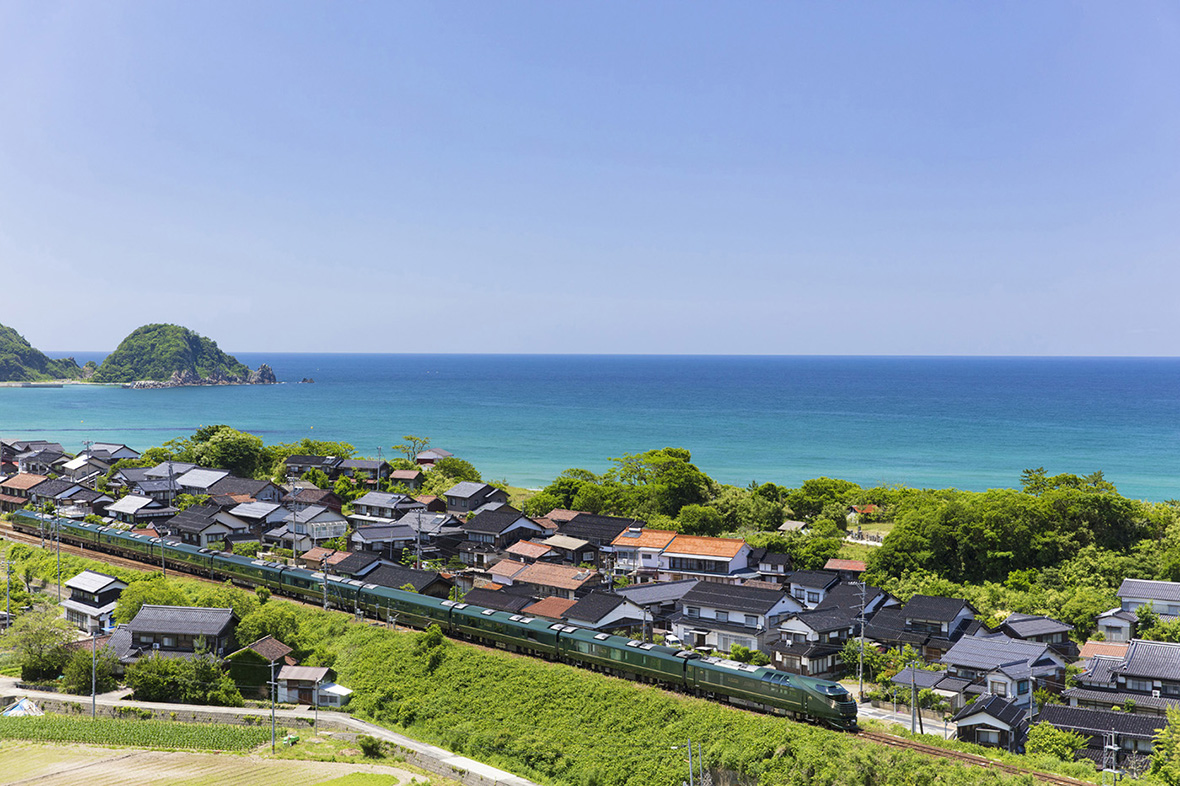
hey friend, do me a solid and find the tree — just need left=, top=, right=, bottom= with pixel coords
left=521, top=491, right=562, bottom=518
left=729, top=644, right=770, bottom=666
left=113, top=578, right=190, bottom=624
left=0, top=606, right=74, bottom=681
left=1152, top=706, right=1180, bottom=784
left=678, top=504, right=724, bottom=536
left=62, top=644, right=120, bottom=695
left=126, top=650, right=242, bottom=706
left=392, top=435, right=431, bottom=463
left=236, top=603, right=300, bottom=647
left=302, top=468, right=332, bottom=489
left=432, top=457, right=480, bottom=483
left=1026, top=721, right=1087, bottom=761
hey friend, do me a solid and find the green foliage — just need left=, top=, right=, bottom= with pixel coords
left=785, top=477, right=861, bottom=520
left=169, top=426, right=269, bottom=479
left=0, top=606, right=74, bottom=681
left=302, top=468, right=333, bottom=489
left=126, top=651, right=243, bottom=706
left=1153, top=706, right=1180, bottom=784
left=676, top=504, right=724, bottom=536
left=520, top=491, right=562, bottom=518
left=357, top=733, right=385, bottom=758
left=113, top=577, right=190, bottom=624
left=0, top=322, right=82, bottom=381
left=728, top=644, right=770, bottom=666
left=61, top=644, right=120, bottom=695
left=1026, top=722, right=1087, bottom=761
left=237, top=603, right=301, bottom=646
left=91, top=323, right=251, bottom=383
left=392, top=435, right=431, bottom=463
left=0, top=714, right=269, bottom=749
left=173, top=493, right=210, bottom=511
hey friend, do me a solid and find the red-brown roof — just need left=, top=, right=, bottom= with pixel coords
left=506, top=540, right=553, bottom=560
left=824, top=559, right=867, bottom=572
left=611, top=528, right=677, bottom=550
left=523, top=596, right=578, bottom=619
left=391, top=469, right=422, bottom=480
left=515, top=562, right=600, bottom=591
left=1079, top=641, right=1130, bottom=660
left=244, top=635, right=294, bottom=663
left=544, top=509, right=583, bottom=524
left=0, top=473, right=48, bottom=491
left=490, top=559, right=528, bottom=580
left=664, top=534, right=745, bottom=559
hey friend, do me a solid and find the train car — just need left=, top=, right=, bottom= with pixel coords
left=161, top=541, right=215, bottom=577
left=558, top=628, right=694, bottom=684
left=450, top=604, right=560, bottom=656
left=687, top=658, right=857, bottom=730
left=216, top=554, right=287, bottom=591
left=360, top=585, right=454, bottom=629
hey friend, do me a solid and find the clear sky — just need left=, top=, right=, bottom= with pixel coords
left=2, top=2, right=1178, bottom=355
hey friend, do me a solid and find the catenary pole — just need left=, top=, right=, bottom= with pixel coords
left=91, top=630, right=97, bottom=718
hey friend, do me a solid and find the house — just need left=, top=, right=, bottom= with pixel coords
left=1078, top=641, right=1129, bottom=663
left=657, top=535, right=755, bottom=585
left=284, top=487, right=345, bottom=513
left=786, top=570, right=841, bottom=608
left=671, top=582, right=802, bottom=652
left=523, top=596, right=579, bottom=620
left=940, top=635, right=1067, bottom=708
left=228, top=501, right=287, bottom=534
left=489, top=559, right=529, bottom=585
left=1037, top=704, right=1162, bottom=771
left=863, top=595, right=977, bottom=661
left=125, top=605, right=238, bottom=660
left=539, top=533, right=598, bottom=566
left=340, top=459, right=390, bottom=484
left=561, top=513, right=644, bottom=550
left=413, top=495, right=448, bottom=513
left=351, top=524, right=415, bottom=559
left=505, top=540, right=557, bottom=564
left=62, top=570, right=127, bottom=633
left=464, top=586, right=536, bottom=613
left=953, top=694, right=1027, bottom=752
left=207, top=476, right=284, bottom=504
left=415, top=448, right=453, bottom=467
left=105, top=494, right=177, bottom=525
left=143, top=461, right=197, bottom=480
left=461, top=507, right=545, bottom=550
left=298, top=546, right=349, bottom=571
left=1065, top=639, right=1180, bottom=717
left=57, top=487, right=114, bottom=518
left=329, top=551, right=383, bottom=579
left=284, top=455, right=343, bottom=480
left=389, top=469, right=423, bottom=490
left=175, top=467, right=231, bottom=496
left=611, top=528, right=677, bottom=581
left=616, top=580, right=700, bottom=633
left=268, top=505, right=348, bottom=552
left=349, top=491, right=422, bottom=524
left=276, top=665, right=352, bottom=707
left=773, top=608, right=857, bottom=678
left=27, top=478, right=85, bottom=509
left=506, top=561, right=605, bottom=600
left=108, top=466, right=153, bottom=492
left=364, top=564, right=454, bottom=598
left=167, top=505, right=249, bottom=548
left=16, top=443, right=71, bottom=476
left=131, top=477, right=181, bottom=504
left=753, top=551, right=793, bottom=585
left=86, top=442, right=141, bottom=463
left=891, top=666, right=977, bottom=714
left=444, top=481, right=508, bottom=515
left=814, top=581, right=900, bottom=619
left=0, top=473, right=49, bottom=512
left=998, top=613, right=1077, bottom=659
left=1097, top=578, right=1180, bottom=642
left=226, top=636, right=297, bottom=698
left=823, top=558, right=867, bottom=581
left=562, top=592, right=645, bottom=631
left=61, top=453, right=112, bottom=485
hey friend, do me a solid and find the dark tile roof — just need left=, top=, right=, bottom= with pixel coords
left=113, top=467, right=153, bottom=485
left=1001, top=613, right=1074, bottom=638
left=1116, top=639, right=1180, bottom=682
left=463, top=587, right=535, bottom=613
left=1119, top=578, right=1180, bottom=604
left=680, top=582, right=790, bottom=615
left=902, top=594, right=973, bottom=623
left=816, top=582, right=889, bottom=613
left=562, top=513, right=644, bottom=545
left=942, top=635, right=1050, bottom=673
left=32, top=478, right=79, bottom=498
left=464, top=507, right=532, bottom=535
left=1062, top=687, right=1180, bottom=712
left=787, top=607, right=858, bottom=633
left=285, top=455, right=340, bottom=467
left=236, top=635, right=293, bottom=663
left=208, top=477, right=276, bottom=497
left=891, top=666, right=947, bottom=690
left=863, top=607, right=934, bottom=647
left=364, top=564, right=451, bottom=593
left=134, top=479, right=181, bottom=494
left=342, top=459, right=387, bottom=470
left=616, top=580, right=700, bottom=606
left=1037, top=704, right=1164, bottom=739
left=1080, top=656, right=1121, bottom=687
left=127, top=605, right=236, bottom=637
left=564, top=592, right=629, bottom=624
left=167, top=505, right=224, bottom=534
left=758, top=552, right=792, bottom=567
left=331, top=551, right=381, bottom=575
left=788, top=570, right=840, bottom=590
left=953, top=693, right=1026, bottom=727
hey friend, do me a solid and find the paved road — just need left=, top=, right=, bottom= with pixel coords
left=856, top=700, right=957, bottom=739
left=0, top=676, right=540, bottom=786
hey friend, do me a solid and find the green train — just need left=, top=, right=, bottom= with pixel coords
left=13, top=510, right=857, bottom=730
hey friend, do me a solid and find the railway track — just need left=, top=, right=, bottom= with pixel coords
left=857, top=730, right=1094, bottom=785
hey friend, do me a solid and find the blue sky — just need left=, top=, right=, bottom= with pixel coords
left=2, top=2, right=1178, bottom=355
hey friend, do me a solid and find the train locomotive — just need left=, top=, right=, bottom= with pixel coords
left=11, top=510, right=858, bottom=730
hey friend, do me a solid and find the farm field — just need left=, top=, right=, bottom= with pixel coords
left=0, top=741, right=424, bottom=786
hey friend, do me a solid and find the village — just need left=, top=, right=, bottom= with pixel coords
left=1, top=437, right=1177, bottom=779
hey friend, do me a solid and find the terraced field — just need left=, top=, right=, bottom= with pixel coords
left=0, top=742, right=419, bottom=786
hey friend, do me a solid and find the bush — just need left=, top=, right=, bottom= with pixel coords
left=61, top=645, right=120, bottom=695
left=357, top=734, right=384, bottom=758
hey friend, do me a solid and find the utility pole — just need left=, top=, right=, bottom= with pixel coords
left=270, top=660, right=277, bottom=754
left=910, top=669, right=917, bottom=734
left=91, top=629, right=97, bottom=719
left=4, top=557, right=11, bottom=632
left=314, top=676, right=320, bottom=730
left=56, top=515, right=62, bottom=602
left=858, top=578, right=867, bottom=701
left=321, top=555, right=329, bottom=611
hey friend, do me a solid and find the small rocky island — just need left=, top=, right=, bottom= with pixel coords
left=90, top=324, right=279, bottom=388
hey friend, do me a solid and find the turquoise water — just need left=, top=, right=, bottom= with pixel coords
left=3, top=354, right=1179, bottom=500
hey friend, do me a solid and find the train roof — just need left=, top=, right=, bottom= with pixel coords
left=560, top=627, right=693, bottom=658
left=451, top=602, right=559, bottom=634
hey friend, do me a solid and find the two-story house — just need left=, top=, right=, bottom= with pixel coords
left=62, top=570, right=128, bottom=633
left=105, top=494, right=177, bottom=526
left=772, top=607, right=856, bottom=678
left=657, top=535, right=756, bottom=585
left=0, top=473, right=49, bottom=513
left=175, top=467, right=231, bottom=496
left=444, top=481, right=509, bottom=515
left=339, top=459, right=390, bottom=484
left=167, top=505, right=250, bottom=548
left=1097, top=579, right=1180, bottom=643
left=940, top=635, right=1066, bottom=709
left=539, top=533, right=598, bottom=566
left=611, top=528, right=677, bottom=581
left=284, top=455, right=343, bottom=481
left=1065, top=639, right=1180, bottom=718
left=863, top=594, right=978, bottom=660
left=349, top=491, right=421, bottom=524
left=461, top=508, right=545, bottom=551
left=671, top=582, right=802, bottom=653
left=268, top=505, right=348, bottom=552
left=998, top=613, right=1078, bottom=659
left=786, top=570, right=841, bottom=608
left=207, top=476, right=285, bottom=504
left=492, top=560, right=606, bottom=600
left=125, top=605, right=238, bottom=660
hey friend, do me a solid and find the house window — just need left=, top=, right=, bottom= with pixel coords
left=989, top=681, right=1008, bottom=697
left=716, top=611, right=729, bottom=623
left=792, top=588, right=805, bottom=600
left=686, top=607, right=699, bottom=618
left=1017, top=680, right=1030, bottom=695
left=807, top=591, right=820, bottom=604
left=978, top=730, right=1000, bottom=745
left=162, top=636, right=175, bottom=648
left=745, top=614, right=758, bottom=627
left=1127, top=679, right=1153, bottom=693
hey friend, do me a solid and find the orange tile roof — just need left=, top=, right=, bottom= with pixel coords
left=507, top=540, right=553, bottom=560
left=516, top=562, right=600, bottom=591
left=544, top=509, right=583, bottom=524
left=824, top=559, right=867, bottom=572
left=611, top=528, right=677, bottom=549
left=0, top=473, right=48, bottom=491
left=490, top=559, right=528, bottom=580
left=664, top=534, right=745, bottom=559
left=524, top=596, right=578, bottom=619
left=301, top=546, right=336, bottom=562
left=1079, top=641, right=1129, bottom=660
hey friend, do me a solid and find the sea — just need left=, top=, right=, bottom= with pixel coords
left=2, top=354, right=1179, bottom=501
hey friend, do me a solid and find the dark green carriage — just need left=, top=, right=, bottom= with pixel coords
left=557, top=628, right=693, bottom=685
left=358, top=586, right=454, bottom=630
left=449, top=604, right=560, bottom=655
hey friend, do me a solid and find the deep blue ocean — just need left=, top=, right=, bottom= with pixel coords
left=3, top=354, right=1178, bottom=501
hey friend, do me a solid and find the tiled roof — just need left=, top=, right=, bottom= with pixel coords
left=564, top=592, right=630, bottom=624
left=903, top=594, right=973, bottom=623
left=64, top=570, right=126, bottom=594
left=758, top=552, right=792, bottom=567
left=1081, top=655, right=1121, bottom=687
left=1079, top=641, right=1129, bottom=661
left=863, top=607, right=935, bottom=647
left=365, top=564, right=449, bottom=593
left=1038, top=704, right=1164, bottom=739
left=1116, top=639, right=1180, bottom=682
left=490, top=560, right=528, bottom=580
left=1119, top=578, right=1180, bottom=604
left=1001, top=613, right=1074, bottom=638
left=680, top=582, right=790, bottom=615
left=300, top=546, right=338, bottom=563
left=208, top=477, right=275, bottom=497
left=562, top=513, right=644, bottom=544
left=241, top=635, right=293, bottom=663
left=541, top=534, right=592, bottom=551
left=352, top=491, right=410, bottom=508
left=0, top=473, right=48, bottom=491
left=167, top=505, right=224, bottom=534
left=464, top=508, right=533, bottom=535
left=278, top=665, right=331, bottom=682
left=506, top=541, right=554, bottom=560
left=445, top=481, right=494, bottom=499
left=390, top=469, right=422, bottom=480
left=823, top=559, right=867, bottom=572
left=664, top=534, right=745, bottom=559
left=523, top=596, right=579, bottom=619
left=128, top=605, right=235, bottom=637
left=1062, top=686, right=1180, bottom=712
left=464, top=588, right=534, bottom=613
left=942, top=635, right=1050, bottom=673
left=332, top=551, right=381, bottom=575
left=176, top=468, right=231, bottom=489
left=953, top=693, right=1026, bottom=727
left=610, top=528, right=677, bottom=550
left=231, top=501, right=282, bottom=520
left=786, top=607, right=857, bottom=633
left=516, top=562, right=600, bottom=591
left=544, top=509, right=583, bottom=524
left=788, top=570, right=840, bottom=590
left=616, top=580, right=700, bottom=606
left=816, top=581, right=890, bottom=613
left=891, top=666, right=947, bottom=690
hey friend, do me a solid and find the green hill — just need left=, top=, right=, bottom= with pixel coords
left=0, top=324, right=82, bottom=382
left=92, top=324, right=254, bottom=384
